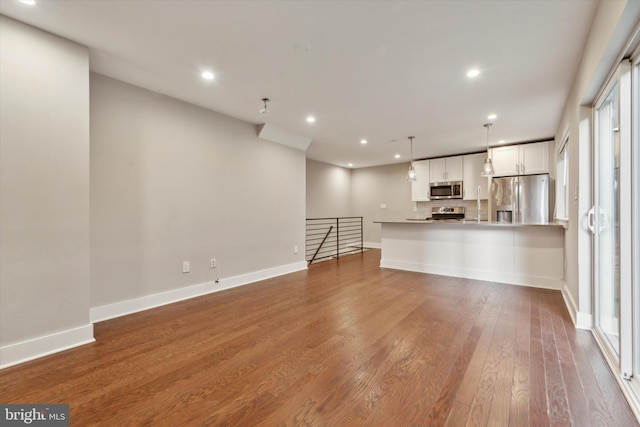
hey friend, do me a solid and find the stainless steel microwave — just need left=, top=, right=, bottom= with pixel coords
left=430, top=181, right=463, bottom=199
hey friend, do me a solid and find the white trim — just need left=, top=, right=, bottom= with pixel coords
left=632, top=45, right=640, bottom=402
left=363, top=241, right=381, bottom=249
left=558, top=126, right=570, bottom=154
left=379, top=259, right=562, bottom=290
left=561, top=283, right=578, bottom=325
left=90, top=261, right=308, bottom=323
left=619, top=59, right=634, bottom=381
left=0, top=324, right=95, bottom=369
left=576, top=312, right=593, bottom=330
left=561, top=282, right=592, bottom=329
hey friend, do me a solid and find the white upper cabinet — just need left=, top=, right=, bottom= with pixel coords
left=462, top=153, right=489, bottom=200
left=429, top=156, right=462, bottom=182
left=411, top=160, right=430, bottom=202
left=490, top=145, right=520, bottom=176
left=519, top=142, right=549, bottom=175
left=490, top=141, right=549, bottom=176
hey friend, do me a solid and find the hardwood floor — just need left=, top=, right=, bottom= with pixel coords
left=1, top=249, right=637, bottom=426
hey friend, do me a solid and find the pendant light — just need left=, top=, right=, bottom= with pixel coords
left=406, top=136, right=416, bottom=181
left=480, top=123, right=495, bottom=177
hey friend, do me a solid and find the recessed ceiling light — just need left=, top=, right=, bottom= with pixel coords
left=488, top=113, right=497, bottom=120
left=467, top=68, right=480, bottom=78
left=306, top=116, right=316, bottom=123
left=360, top=139, right=367, bottom=145
left=498, top=139, right=506, bottom=144
left=348, top=163, right=353, bottom=167
left=19, top=0, right=36, bottom=5
left=201, top=71, right=215, bottom=80
left=394, top=154, right=400, bottom=159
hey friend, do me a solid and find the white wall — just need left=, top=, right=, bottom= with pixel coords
left=554, top=0, right=639, bottom=327
left=306, top=159, right=351, bottom=218
left=351, top=163, right=414, bottom=246
left=90, top=74, right=306, bottom=308
left=0, top=17, right=93, bottom=367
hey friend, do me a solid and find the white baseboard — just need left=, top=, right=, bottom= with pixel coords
left=575, top=312, right=593, bottom=330
left=0, top=324, right=95, bottom=370
left=90, top=261, right=308, bottom=323
left=363, top=241, right=381, bottom=249
left=560, top=283, right=592, bottom=330
left=561, top=283, right=578, bottom=326
left=380, top=259, right=562, bottom=290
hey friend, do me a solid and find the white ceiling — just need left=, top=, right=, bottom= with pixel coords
left=0, top=0, right=598, bottom=168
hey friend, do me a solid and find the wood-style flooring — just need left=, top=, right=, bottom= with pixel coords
left=1, top=249, right=637, bottom=426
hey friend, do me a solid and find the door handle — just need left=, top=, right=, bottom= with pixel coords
left=587, top=207, right=595, bottom=234
left=598, top=209, right=608, bottom=231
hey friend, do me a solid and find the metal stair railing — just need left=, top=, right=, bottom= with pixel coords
left=305, top=217, right=364, bottom=264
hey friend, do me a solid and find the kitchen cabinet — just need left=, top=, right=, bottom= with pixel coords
left=490, top=141, right=549, bottom=176
left=462, top=153, right=490, bottom=200
left=411, top=160, right=430, bottom=201
left=490, top=145, right=519, bottom=176
left=519, top=142, right=549, bottom=175
left=429, top=155, right=462, bottom=183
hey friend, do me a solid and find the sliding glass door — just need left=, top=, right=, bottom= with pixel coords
left=593, top=78, right=621, bottom=356
left=592, top=60, right=632, bottom=376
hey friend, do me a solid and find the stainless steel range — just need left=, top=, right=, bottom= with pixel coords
left=429, top=206, right=465, bottom=221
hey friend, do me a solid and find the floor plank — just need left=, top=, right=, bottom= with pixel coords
left=0, top=249, right=637, bottom=426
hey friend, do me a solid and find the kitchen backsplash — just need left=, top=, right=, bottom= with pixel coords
left=413, top=199, right=489, bottom=221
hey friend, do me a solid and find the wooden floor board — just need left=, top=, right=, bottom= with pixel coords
left=509, top=289, right=530, bottom=427
left=1, top=249, right=637, bottom=426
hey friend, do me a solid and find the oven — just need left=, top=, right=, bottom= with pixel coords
left=430, top=206, right=465, bottom=221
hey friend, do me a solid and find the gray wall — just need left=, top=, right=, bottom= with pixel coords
left=0, top=17, right=91, bottom=351
left=0, top=17, right=306, bottom=366
left=90, top=74, right=306, bottom=306
left=554, top=0, right=638, bottom=325
left=351, top=163, right=414, bottom=245
left=306, top=159, right=351, bottom=218
left=305, top=160, right=414, bottom=246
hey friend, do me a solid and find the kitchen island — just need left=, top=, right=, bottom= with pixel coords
left=375, top=220, right=564, bottom=289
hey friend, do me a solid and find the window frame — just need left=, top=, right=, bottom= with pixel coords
left=555, top=131, right=570, bottom=223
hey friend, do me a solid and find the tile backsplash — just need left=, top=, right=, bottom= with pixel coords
left=412, top=199, right=489, bottom=221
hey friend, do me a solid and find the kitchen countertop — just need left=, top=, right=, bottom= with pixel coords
left=374, top=219, right=564, bottom=227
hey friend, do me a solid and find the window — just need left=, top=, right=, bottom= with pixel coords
left=555, top=135, right=569, bottom=221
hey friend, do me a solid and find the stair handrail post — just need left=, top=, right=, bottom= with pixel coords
left=335, top=218, right=339, bottom=259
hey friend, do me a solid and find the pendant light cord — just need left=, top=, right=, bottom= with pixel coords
left=484, top=123, right=492, bottom=150
left=409, top=136, right=414, bottom=162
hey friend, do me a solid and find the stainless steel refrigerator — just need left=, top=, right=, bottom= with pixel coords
left=490, top=174, right=551, bottom=224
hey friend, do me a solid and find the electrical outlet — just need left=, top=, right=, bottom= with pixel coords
left=294, top=245, right=298, bottom=254
left=182, top=261, right=190, bottom=273
left=210, top=258, right=217, bottom=268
